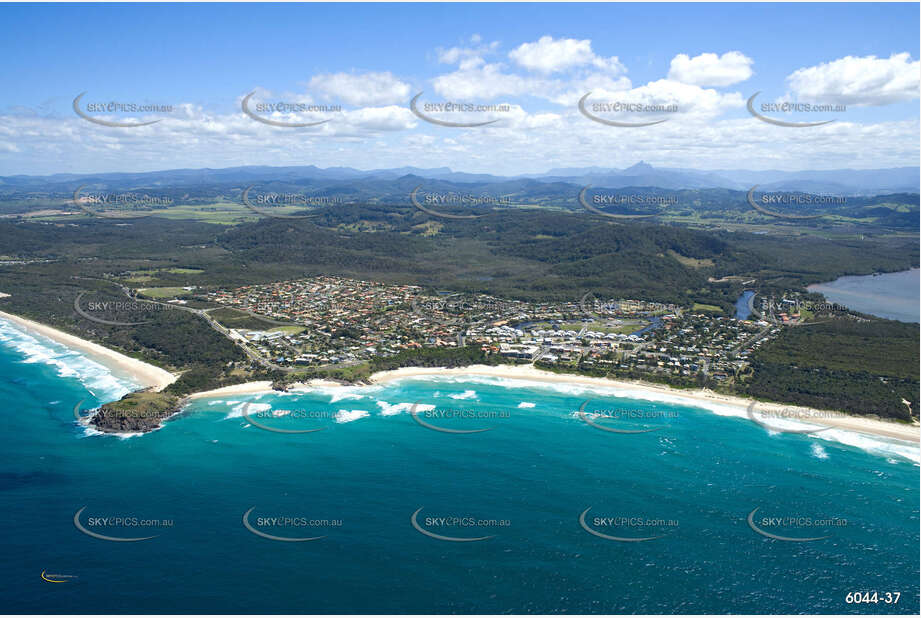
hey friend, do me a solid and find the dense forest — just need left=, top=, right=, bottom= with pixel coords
left=743, top=319, right=919, bottom=421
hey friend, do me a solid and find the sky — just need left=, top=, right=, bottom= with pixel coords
left=0, top=2, right=919, bottom=176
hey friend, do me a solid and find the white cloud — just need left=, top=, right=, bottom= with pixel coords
left=0, top=106, right=917, bottom=176
left=436, top=36, right=499, bottom=71
left=432, top=63, right=545, bottom=100
left=551, top=73, right=632, bottom=106
left=584, top=79, right=744, bottom=120
left=308, top=72, right=411, bottom=106
left=340, top=105, right=416, bottom=131
left=509, top=36, right=625, bottom=74
left=668, top=51, right=754, bottom=87
left=1, top=47, right=918, bottom=176
left=786, top=53, right=920, bottom=106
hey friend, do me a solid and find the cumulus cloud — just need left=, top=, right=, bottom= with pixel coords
left=308, top=72, right=411, bottom=106
left=436, top=35, right=500, bottom=71
left=0, top=102, right=917, bottom=176
left=1, top=43, right=918, bottom=176
left=432, top=63, right=546, bottom=100
left=551, top=73, right=632, bottom=106
left=668, top=51, right=754, bottom=87
left=509, top=36, right=625, bottom=74
left=583, top=79, right=744, bottom=121
left=786, top=53, right=920, bottom=106
left=340, top=105, right=416, bottom=131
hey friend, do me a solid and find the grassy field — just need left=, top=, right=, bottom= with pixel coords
left=137, top=287, right=190, bottom=298
left=145, top=202, right=325, bottom=225
left=29, top=201, right=312, bottom=225
left=691, top=303, right=723, bottom=314
left=270, top=325, right=306, bottom=335
left=207, top=306, right=293, bottom=331
left=125, top=268, right=205, bottom=284
left=125, top=274, right=157, bottom=283
left=666, top=250, right=715, bottom=268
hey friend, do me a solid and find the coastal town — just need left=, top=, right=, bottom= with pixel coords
left=195, top=275, right=790, bottom=384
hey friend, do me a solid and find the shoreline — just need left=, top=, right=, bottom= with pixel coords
left=185, top=378, right=349, bottom=400
left=0, top=309, right=916, bottom=446
left=367, top=365, right=920, bottom=443
left=186, top=364, right=919, bottom=444
left=0, top=309, right=177, bottom=392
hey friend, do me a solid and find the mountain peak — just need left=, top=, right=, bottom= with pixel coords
left=624, top=161, right=655, bottom=173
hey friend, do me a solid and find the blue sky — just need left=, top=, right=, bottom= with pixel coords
left=1, top=2, right=918, bottom=175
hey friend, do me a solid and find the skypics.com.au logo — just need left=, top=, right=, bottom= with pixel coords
left=242, top=506, right=341, bottom=542
left=73, top=92, right=174, bottom=128
left=409, top=402, right=511, bottom=434
left=241, top=91, right=342, bottom=128
left=72, top=185, right=172, bottom=219
left=747, top=506, right=845, bottom=542
left=578, top=400, right=677, bottom=434
left=242, top=185, right=342, bottom=219
left=747, top=92, right=845, bottom=127
left=579, top=186, right=676, bottom=219
left=410, top=186, right=511, bottom=219
left=578, top=92, right=677, bottom=127
left=410, top=92, right=510, bottom=128
left=746, top=186, right=845, bottom=220
left=579, top=507, right=678, bottom=542
left=74, top=291, right=176, bottom=326
left=73, top=506, right=172, bottom=542
left=239, top=402, right=332, bottom=435
left=745, top=402, right=841, bottom=435
left=410, top=507, right=509, bottom=542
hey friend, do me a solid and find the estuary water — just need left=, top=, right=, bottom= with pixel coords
left=808, top=268, right=920, bottom=323
left=0, top=316, right=918, bottom=614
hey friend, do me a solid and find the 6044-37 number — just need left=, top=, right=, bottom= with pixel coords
left=845, top=592, right=900, bottom=604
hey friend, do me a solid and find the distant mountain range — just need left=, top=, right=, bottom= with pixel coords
left=1, top=161, right=918, bottom=196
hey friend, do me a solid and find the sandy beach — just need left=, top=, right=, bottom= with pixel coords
left=186, top=378, right=345, bottom=400
left=0, top=309, right=177, bottom=392
left=367, top=365, right=920, bottom=443
left=0, top=307, right=915, bottom=445
left=181, top=363, right=919, bottom=443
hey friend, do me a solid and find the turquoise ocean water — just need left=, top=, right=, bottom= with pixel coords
left=1, top=317, right=918, bottom=614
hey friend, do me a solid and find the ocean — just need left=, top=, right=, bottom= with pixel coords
left=0, top=317, right=918, bottom=614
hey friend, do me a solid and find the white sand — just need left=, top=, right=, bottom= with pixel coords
left=366, top=364, right=920, bottom=443
left=0, top=310, right=176, bottom=392
left=180, top=363, right=918, bottom=443
left=186, top=378, right=345, bottom=400
left=5, top=308, right=913, bottom=446
left=186, top=381, right=275, bottom=399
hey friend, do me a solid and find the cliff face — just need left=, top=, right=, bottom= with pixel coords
left=89, top=392, right=181, bottom=434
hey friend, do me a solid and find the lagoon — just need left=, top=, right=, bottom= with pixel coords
left=808, top=268, right=919, bottom=323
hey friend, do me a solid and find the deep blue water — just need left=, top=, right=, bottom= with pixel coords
left=808, top=268, right=920, bottom=323
left=735, top=290, right=755, bottom=320
left=1, top=317, right=919, bottom=614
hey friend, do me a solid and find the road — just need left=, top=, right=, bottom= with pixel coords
left=73, top=277, right=295, bottom=372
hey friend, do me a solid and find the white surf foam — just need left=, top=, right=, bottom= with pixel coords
left=0, top=318, right=139, bottom=401
left=386, top=373, right=920, bottom=463
left=335, top=409, right=370, bottom=423
left=329, top=392, right=366, bottom=403
left=225, top=401, right=270, bottom=419
left=375, top=401, right=434, bottom=416
left=810, top=443, right=829, bottom=460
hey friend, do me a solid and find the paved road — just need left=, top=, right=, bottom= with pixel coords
left=74, top=277, right=294, bottom=372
